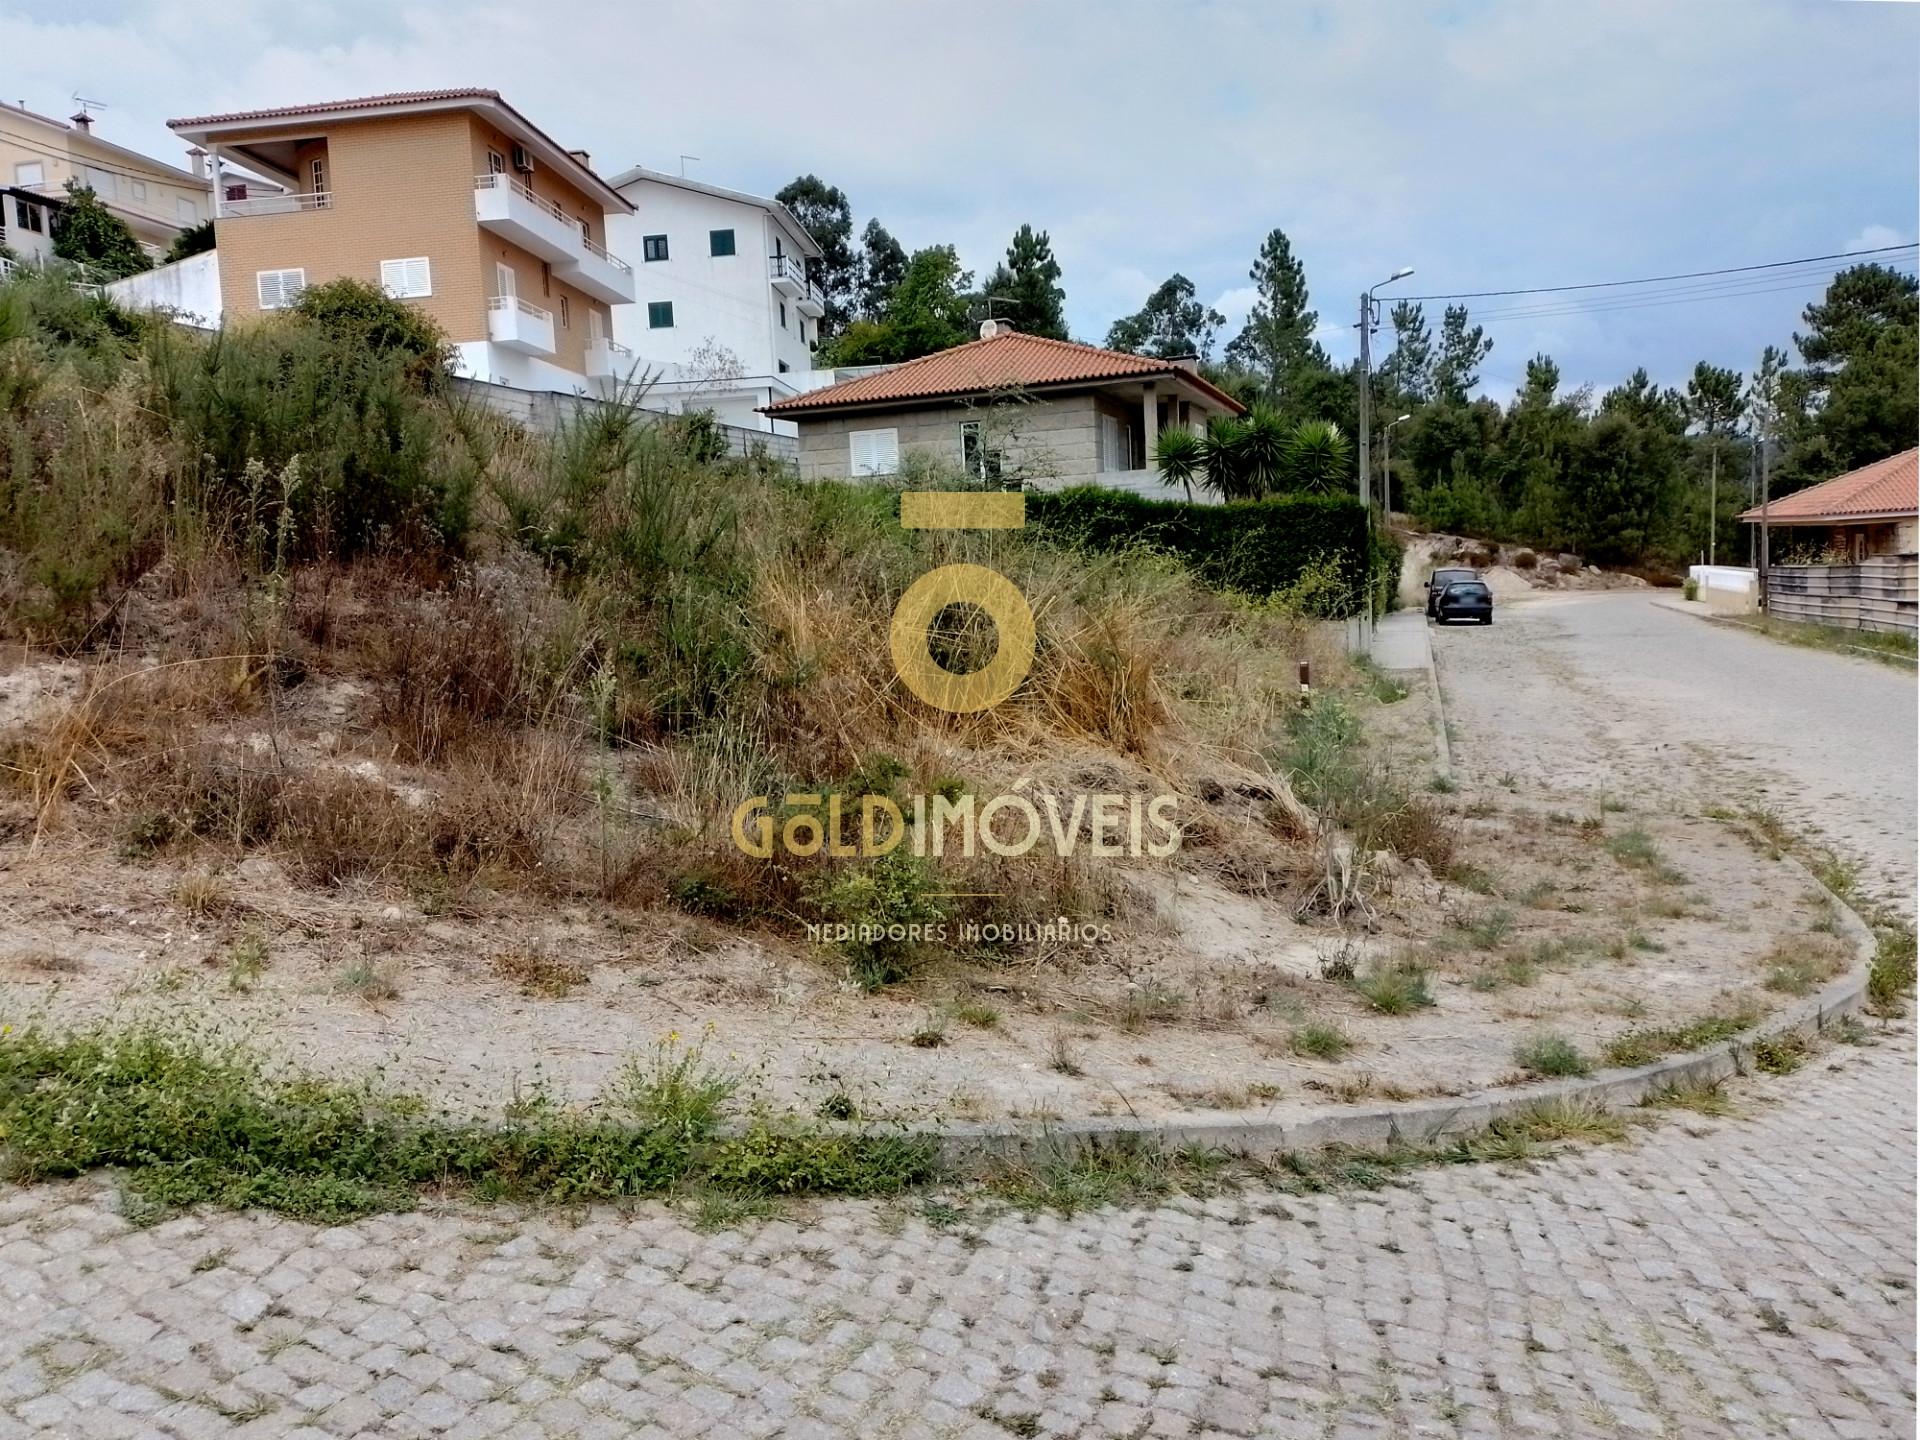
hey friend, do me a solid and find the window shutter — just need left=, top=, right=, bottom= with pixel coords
left=850, top=429, right=899, bottom=477
left=380, top=257, right=431, bottom=298
left=256, top=268, right=307, bottom=310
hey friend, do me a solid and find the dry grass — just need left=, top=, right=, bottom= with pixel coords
left=491, top=947, right=589, bottom=998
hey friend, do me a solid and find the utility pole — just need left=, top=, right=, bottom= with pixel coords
left=1758, top=423, right=1771, bottom=611
left=1357, top=268, right=1413, bottom=637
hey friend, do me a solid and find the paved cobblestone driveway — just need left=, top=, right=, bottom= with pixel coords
left=1, top=1023, right=1912, bottom=1440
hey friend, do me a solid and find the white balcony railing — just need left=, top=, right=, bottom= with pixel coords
left=221, top=191, right=332, bottom=217
left=487, top=294, right=556, bottom=356
left=585, top=337, right=634, bottom=380
left=474, top=173, right=634, bottom=303
left=768, top=253, right=806, bottom=296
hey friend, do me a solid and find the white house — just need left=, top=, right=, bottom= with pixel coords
left=605, top=167, right=832, bottom=434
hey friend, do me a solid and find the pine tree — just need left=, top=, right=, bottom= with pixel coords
left=1224, top=228, right=1322, bottom=399
left=983, top=224, right=1066, bottom=339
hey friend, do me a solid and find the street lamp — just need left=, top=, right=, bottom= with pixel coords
left=1382, top=413, right=1412, bottom=516
left=1358, top=267, right=1413, bottom=633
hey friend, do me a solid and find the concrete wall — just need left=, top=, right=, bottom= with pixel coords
left=1688, top=564, right=1759, bottom=616
left=795, top=393, right=1102, bottom=484
left=449, top=376, right=797, bottom=464
left=104, top=250, right=222, bottom=327
left=607, top=178, right=817, bottom=383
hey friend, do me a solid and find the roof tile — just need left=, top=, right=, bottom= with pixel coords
left=167, top=89, right=501, bottom=129
left=1738, top=447, right=1917, bottom=522
left=764, top=332, right=1245, bottom=415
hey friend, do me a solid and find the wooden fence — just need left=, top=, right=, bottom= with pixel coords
left=1765, top=554, right=1918, bottom=634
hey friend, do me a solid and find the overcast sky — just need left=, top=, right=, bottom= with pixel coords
left=6, top=0, right=1915, bottom=398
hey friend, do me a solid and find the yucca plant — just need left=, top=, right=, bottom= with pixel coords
left=1279, top=419, right=1353, bottom=495
left=1153, top=427, right=1204, bottom=502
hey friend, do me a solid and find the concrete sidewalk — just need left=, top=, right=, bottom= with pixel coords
left=1369, top=609, right=1433, bottom=671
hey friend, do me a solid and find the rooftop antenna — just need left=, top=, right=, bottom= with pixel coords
left=71, top=92, right=109, bottom=117
left=678, top=154, right=700, bottom=177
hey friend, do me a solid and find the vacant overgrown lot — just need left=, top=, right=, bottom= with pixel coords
left=0, top=274, right=1862, bottom=1171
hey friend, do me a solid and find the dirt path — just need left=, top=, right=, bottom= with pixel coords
left=1433, top=592, right=1918, bottom=902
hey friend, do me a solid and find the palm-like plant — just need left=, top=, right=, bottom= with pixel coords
left=1198, top=414, right=1251, bottom=500
left=1154, top=427, right=1204, bottom=502
left=1279, top=419, right=1353, bottom=495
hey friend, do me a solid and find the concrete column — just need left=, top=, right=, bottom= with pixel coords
left=1141, top=381, right=1158, bottom=471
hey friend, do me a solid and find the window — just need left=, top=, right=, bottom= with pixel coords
left=777, top=360, right=791, bottom=373
left=643, top=234, right=669, bottom=262
left=131, top=180, right=147, bottom=201
left=487, top=150, right=505, bottom=175
left=580, top=218, right=592, bottom=247
left=849, top=428, right=900, bottom=477
left=709, top=228, right=735, bottom=257
left=14, top=198, right=42, bottom=233
left=177, top=197, right=198, bottom=223
left=559, top=295, right=570, bottom=328
left=496, top=262, right=517, bottom=299
left=540, top=261, right=551, bottom=297
left=588, top=308, right=604, bottom=343
left=85, top=165, right=114, bottom=195
left=310, top=157, right=327, bottom=196
left=779, top=302, right=787, bottom=329
left=647, top=301, right=674, bottom=329
left=960, top=422, right=1006, bottom=485
left=256, top=268, right=307, bottom=310
left=379, top=257, right=432, bottom=299
left=15, top=161, right=44, bottom=187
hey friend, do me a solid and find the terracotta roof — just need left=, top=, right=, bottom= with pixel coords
left=167, top=90, right=629, bottom=213
left=167, top=89, right=500, bottom=128
left=1738, top=447, right=1918, bottom=522
left=763, top=332, right=1246, bottom=415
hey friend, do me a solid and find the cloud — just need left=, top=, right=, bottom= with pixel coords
left=2, top=0, right=1913, bottom=395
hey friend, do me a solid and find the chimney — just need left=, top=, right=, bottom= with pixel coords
left=69, top=109, right=92, bottom=133
left=1166, top=353, right=1201, bottom=374
left=567, top=148, right=591, bottom=168
left=979, top=318, right=1015, bottom=340
left=186, top=146, right=206, bottom=177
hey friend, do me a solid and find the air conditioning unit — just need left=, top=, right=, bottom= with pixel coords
left=510, top=144, right=535, bottom=174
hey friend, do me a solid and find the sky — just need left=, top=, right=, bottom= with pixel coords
left=4, top=0, right=1916, bottom=399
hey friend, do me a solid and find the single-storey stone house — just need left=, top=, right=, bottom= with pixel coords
left=762, top=321, right=1245, bottom=494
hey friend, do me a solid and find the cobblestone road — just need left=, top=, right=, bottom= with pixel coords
left=1, top=1022, right=1913, bottom=1439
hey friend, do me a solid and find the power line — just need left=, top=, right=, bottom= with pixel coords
left=1397, top=244, right=1918, bottom=303
left=1463, top=259, right=1918, bottom=325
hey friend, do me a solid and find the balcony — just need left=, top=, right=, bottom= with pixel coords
left=221, top=191, right=332, bottom=217
left=768, top=253, right=806, bottom=297
left=487, top=295, right=555, bottom=356
left=570, top=235, right=636, bottom=305
left=474, top=174, right=634, bottom=304
left=585, top=337, right=634, bottom=382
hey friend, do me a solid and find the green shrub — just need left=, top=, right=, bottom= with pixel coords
left=1289, top=1020, right=1352, bottom=1059
left=1682, top=577, right=1699, bottom=602
left=1513, top=1032, right=1590, bottom=1077
left=805, top=850, right=948, bottom=989
left=1349, top=958, right=1434, bottom=1015
left=1025, top=487, right=1373, bottom=614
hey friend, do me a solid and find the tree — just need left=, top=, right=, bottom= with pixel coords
left=1224, top=228, right=1324, bottom=401
left=1278, top=419, right=1352, bottom=495
left=981, top=224, right=1066, bottom=339
left=1599, top=367, right=1686, bottom=434
left=856, top=219, right=907, bottom=322
left=1431, top=304, right=1491, bottom=404
left=1521, top=353, right=1560, bottom=405
left=51, top=183, right=151, bottom=278
left=1106, top=273, right=1226, bottom=359
left=1682, top=361, right=1744, bottom=563
left=775, top=175, right=856, bottom=334
left=1561, top=412, right=1682, bottom=564
left=164, top=219, right=215, bottom=265
left=1782, top=263, right=1919, bottom=480
left=821, top=245, right=974, bottom=364
left=1378, top=301, right=1434, bottom=404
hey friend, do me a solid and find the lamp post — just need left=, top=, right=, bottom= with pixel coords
left=1358, top=267, right=1413, bottom=634
left=1383, top=413, right=1411, bottom=517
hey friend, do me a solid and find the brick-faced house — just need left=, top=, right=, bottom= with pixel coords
left=762, top=322, right=1245, bottom=492
left=168, top=90, right=636, bottom=395
left=1739, top=447, right=1918, bottom=633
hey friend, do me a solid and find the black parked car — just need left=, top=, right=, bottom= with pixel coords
left=1425, top=567, right=1479, bottom=618
left=1434, top=579, right=1494, bottom=625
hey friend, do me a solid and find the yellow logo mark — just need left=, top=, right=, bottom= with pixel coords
left=891, top=491, right=1036, bottom=713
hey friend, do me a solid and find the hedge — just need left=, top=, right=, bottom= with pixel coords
left=1024, top=487, right=1399, bottom=617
